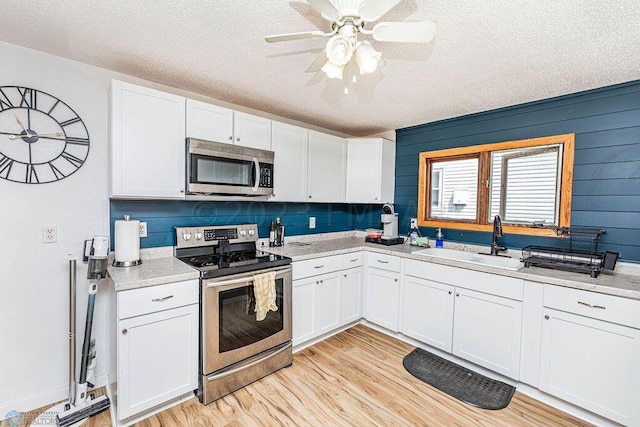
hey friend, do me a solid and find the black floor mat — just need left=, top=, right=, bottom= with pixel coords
left=403, top=348, right=516, bottom=410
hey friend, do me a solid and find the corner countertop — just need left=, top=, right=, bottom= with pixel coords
left=108, top=256, right=199, bottom=291
left=263, top=236, right=640, bottom=301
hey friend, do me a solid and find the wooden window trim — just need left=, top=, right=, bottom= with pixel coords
left=418, top=133, right=575, bottom=237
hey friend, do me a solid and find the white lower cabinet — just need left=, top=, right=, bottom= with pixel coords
left=401, top=275, right=454, bottom=352
left=341, top=267, right=363, bottom=324
left=540, top=285, right=640, bottom=425
left=452, top=288, right=522, bottom=379
left=113, top=280, right=199, bottom=423
left=365, top=253, right=401, bottom=332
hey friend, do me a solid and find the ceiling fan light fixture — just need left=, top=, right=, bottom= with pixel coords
left=355, top=41, right=381, bottom=74
left=325, top=34, right=354, bottom=66
left=321, top=60, right=345, bottom=79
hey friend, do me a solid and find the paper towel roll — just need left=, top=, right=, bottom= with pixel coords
left=114, top=219, right=140, bottom=263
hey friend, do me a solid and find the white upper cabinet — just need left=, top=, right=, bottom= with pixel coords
left=233, top=112, right=271, bottom=150
left=185, top=99, right=233, bottom=143
left=271, top=121, right=308, bottom=202
left=307, top=131, right=347, bottom=202
left=346, top=138, right=396, bottom=203
left=186, top=100, right=271, bottom=150
left=111, top=80, right=186, bottom=199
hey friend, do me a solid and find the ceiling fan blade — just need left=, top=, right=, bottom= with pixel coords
left=265, top=30, right=326, bottom=43
left=306, top=51, right=328, bottom=73
left=307, top=0, right=342, bottom=21
left=372, top=21, right=438, bottom=43
left=359, top=0, right=402, bottom=22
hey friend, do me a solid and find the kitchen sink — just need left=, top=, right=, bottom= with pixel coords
left=413, top=247, right=523, bottom=270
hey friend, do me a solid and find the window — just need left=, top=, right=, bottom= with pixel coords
left=418, top=134, right=574, bottom=237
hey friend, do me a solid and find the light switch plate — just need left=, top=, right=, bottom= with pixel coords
left=139, top=222, right=147, bottom=237
left=410, top=218, right=418, bottom=229
left=309, top=217, right=316, bottom=229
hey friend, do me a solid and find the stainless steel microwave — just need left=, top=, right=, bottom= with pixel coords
left=186, top=138, right=274, bottom=196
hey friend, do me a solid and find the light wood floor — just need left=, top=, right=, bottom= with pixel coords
left=7, top=325, right=592, bottom=426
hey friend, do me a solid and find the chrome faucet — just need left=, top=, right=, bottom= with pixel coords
left=490, top=215, right=507, bottom=256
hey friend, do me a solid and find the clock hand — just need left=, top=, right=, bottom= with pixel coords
left=15, top=116, right=33, bottom=138
left=8, top=132, right=65, bottom=140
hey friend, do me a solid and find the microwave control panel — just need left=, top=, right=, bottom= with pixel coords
left=259, top=164, right=273, bottom=188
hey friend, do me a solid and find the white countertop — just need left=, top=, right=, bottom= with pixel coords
left=263, top=236, right=640, bottom=300
left=108, top=256, right=199, bottom=291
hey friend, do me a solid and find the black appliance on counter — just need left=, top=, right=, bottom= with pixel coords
left=175, top=224, right=292, bottom=405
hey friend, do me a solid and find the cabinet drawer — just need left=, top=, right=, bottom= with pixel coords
left=342, top=252, right=364, bottom=269
left=293, top=255, right=342, bottom=280
left=543, top=285, right=640, bottom=328
left=367, top=252, right=401, bottom=272
left=118, top=279, right=199, bottom=320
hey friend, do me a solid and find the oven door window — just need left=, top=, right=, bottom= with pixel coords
left=218, top=278, right=284, bottom=353
left=192, top=155, right=254, bottom=187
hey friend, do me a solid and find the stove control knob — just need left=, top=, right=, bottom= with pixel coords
left=239, top=229, right=247, bottom=236
left=248, top=229, right=255, bottom=236
left=182, top=232, right=192, bottom=241
left=194, top=232, right=203, bottom=240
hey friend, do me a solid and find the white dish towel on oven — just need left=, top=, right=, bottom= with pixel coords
left=253, top=271, right=278, bottom=321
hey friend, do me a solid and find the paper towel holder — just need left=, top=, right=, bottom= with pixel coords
left=112, top=214, right=143, bottom=267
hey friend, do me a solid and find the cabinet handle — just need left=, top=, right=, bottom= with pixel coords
left=350, top=259, right=358, bottom=262
left=544, top=315, right=549, bottom=320
left=577, top=301, right=606, bottom=310
left=122, top=328, right=128, bottom=335
left=180, top=188, right=184, bottom=193
left=309, top=195, right=312, bottom=199
left=448, top=291, right=452, bottom=295
left=228, top=136, right=233, bottom=140
left=394, top=279, right=398, bottom=282
left=344, top=274, right=347, bottom=277
left=236, top=137, right=240, bottom=141
left=152, top=295, right=174, bottom=302
left=456, top=293, right=460, bottom=297
left=377, top=260, right=389, bottom=264
left=314, top=265, right=324, bottom=269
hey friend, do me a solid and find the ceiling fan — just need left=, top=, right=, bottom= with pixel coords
left=265, top=0, right=437, bottom=80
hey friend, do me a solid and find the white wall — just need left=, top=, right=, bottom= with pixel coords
left=0, top=41, right=353, bottom=417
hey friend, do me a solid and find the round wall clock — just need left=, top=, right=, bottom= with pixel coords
left=0, top=86, right=90, bottom=184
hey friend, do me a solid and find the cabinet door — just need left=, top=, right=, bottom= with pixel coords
left=307, top=131, right=346, bottom=202
left=341, top=267, right=363, bottom=325
left=292, top=278, right=316, bottom=346
left=233, top=112, right=271, bottom=150
left=271, top=122, right=308, bottom=201
left=111, top=81, right=186, bottom=198
left=185, top=99, right=233, bottom=143
left=346, top=138, right=381, bottom=203
left=452, top=288, right=522, bottom=380
left=365, top=268, right=400, bottom=332
left=117, top=304, right=198, bottom=421
left=540, top=308, right=640, bottom=425
left=316, top=274, right=341, bottom=335
left=402, top=276, right=454, bottom=352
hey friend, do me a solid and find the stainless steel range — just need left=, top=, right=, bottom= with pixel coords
left=174, top=224, right=292, bottom=405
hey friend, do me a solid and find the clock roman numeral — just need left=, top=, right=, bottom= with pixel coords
left=26, top=164, right=39, bottom=184
left=18, top=87, right=36, bottom=109
left=47, top=99, right=60, bottom=115
left=0, top=155, right=14, bottom=179
left=0, top=88, right=14, bottom=111
left=60, top=116, right=81, bottom=127
left=66, top=136, right=89, bottom=145
left=61, top=151, right=85, bottom=168
left=49, top=163, right=66, bottom=180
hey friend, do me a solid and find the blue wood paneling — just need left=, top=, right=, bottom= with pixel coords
left=395, top=79, right=640, bottom=262
left=110, top=200, right=384, bottom=249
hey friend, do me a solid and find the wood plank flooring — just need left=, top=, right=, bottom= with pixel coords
left=5, top=325, right=592, bottom=426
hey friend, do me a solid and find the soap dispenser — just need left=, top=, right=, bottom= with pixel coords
left=435, top=228, right=444, bottom=248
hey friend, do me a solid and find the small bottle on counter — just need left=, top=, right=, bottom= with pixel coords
left=269, top=220, right=276, bottom=247
left=435, top=228, right=444, bottom=248
left=410, top=230, right=418, bottom=245
left=275, top=218, right=284, bottom=247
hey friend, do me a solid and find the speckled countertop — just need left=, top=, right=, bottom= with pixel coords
left=263, top=236, right=640, bottom=301
left=108, top=256, right=199, bottom=291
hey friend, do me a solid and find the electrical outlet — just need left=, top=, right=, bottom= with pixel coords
left=43, top=225, right=57, bottom=243
left=139, top=222, right=147, bottom=237
left=309, top=217, right=316, bottom=229
left=410, top=218, right=418, bottom=229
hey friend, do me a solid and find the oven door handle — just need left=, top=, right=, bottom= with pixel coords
left=206, top=276, right=252, bottom=288
left=251, top=157, right=260, bottom=193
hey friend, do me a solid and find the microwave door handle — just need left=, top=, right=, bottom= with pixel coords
left=251, top=157, right=260, bottom=193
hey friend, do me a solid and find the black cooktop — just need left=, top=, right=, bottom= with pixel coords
left=177, top=249, right=291, bottom=279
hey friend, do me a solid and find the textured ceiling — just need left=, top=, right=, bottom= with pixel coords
left=1, top=0, right=640, bottom=136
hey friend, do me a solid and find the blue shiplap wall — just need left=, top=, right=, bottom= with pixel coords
left=395, top=80, right=640, bottom=262
left=110, top=200, right=384, bottom=249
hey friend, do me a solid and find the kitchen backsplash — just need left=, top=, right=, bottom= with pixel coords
left=110, top=200, right=385, bottom=249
